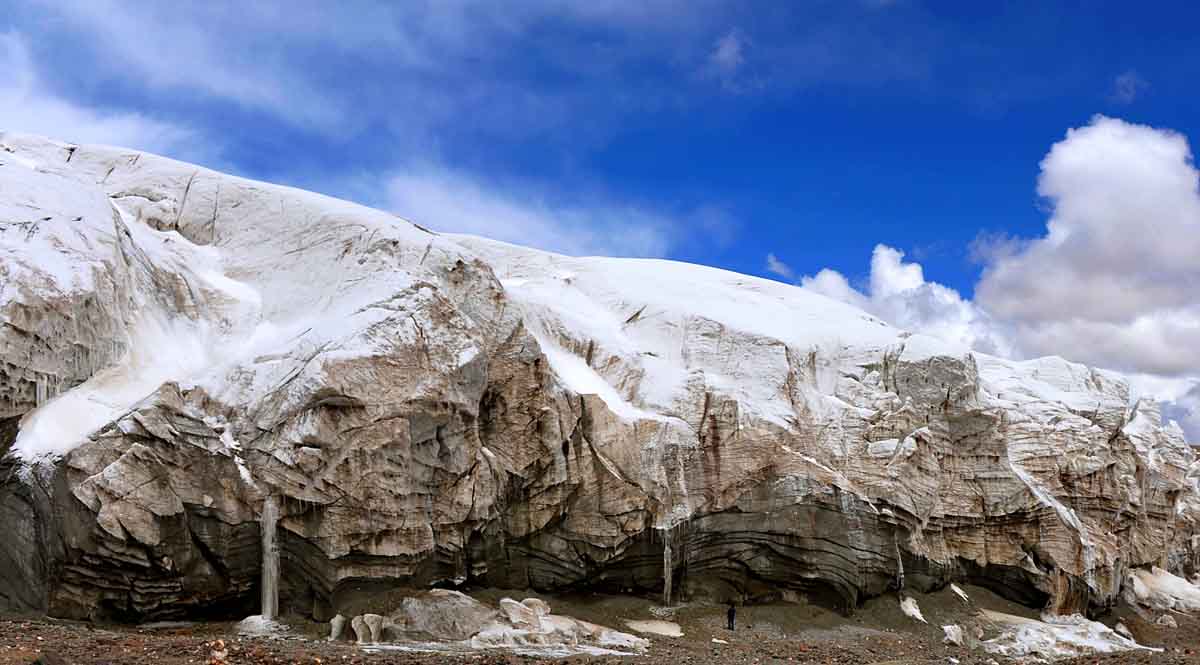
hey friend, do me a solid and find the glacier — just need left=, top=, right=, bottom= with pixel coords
left=1, top=132, right=1198, bottom=625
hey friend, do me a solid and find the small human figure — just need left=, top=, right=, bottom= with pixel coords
left=727, top=601, right=736, bottom=631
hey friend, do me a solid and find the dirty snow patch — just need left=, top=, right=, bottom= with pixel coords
left=364, top=641, right=638, bottom=658
left=236, top=615, right=289, bottom=636
left=623, top=620, right=683, bottom=637
left=981, top=611, right=1157, bottom=660
left=1126, top=567, right=1200, bottom=612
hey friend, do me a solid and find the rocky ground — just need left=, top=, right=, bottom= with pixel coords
left=3, top=585, right=1200, bottom=665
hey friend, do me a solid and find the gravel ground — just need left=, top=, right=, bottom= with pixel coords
left=3, top=586, right=1199, bottom=665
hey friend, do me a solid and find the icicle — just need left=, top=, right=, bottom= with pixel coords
left=662, top=526, right=674, bottom=607
left=261, top=494, right=280, bottom=620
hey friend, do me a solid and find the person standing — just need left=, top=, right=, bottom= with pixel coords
left=727, top=602, right=736, bottom=631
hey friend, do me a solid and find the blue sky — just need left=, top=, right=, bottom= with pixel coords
left=5, top=1, right=1200, bottom=435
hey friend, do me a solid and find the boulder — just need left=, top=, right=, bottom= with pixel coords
left=499, top=598, right=541, bottom=628
left=362, top=613, right=384, bottom=643
left=328, top=614, right=346, bottom=641
left=350, top=616, right=368, bottom=644
left=391, top=590, right=497, bottom=641
left=521, top=598, right=551, bottom=616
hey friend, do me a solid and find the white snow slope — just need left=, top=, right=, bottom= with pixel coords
left=1, top=132, right=480, bottom=459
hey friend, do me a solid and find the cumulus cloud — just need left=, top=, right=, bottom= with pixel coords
left=766, top=252, right=795, bottom=280
left=384, top=164, right=676, bottom=257
left=1111, top=70, right=1148, bottom=104
left=975, top=116, right=1200, bottom=376
left=0, top=31, right=196, bottom=155
left=800, top=245, right=1010, bottom=355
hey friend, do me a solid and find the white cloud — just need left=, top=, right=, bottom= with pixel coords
left=710, top=30, right=745, bottom=74
left=384, top=164, right=675, bottom=257
left=1111, top=70, right=1148, bottom=104
left=968, top=230, right=1026, bottom=265
left=765, top=252, right=795, bottom=280
left=800, top=245, right=1010, bottom=356
left=976, top=116, right=1200, bottom=376
left=13, top=1, right=943, bottom=145
left=30, top=1, right=348, bottom=130
left=704, top=28, right=755, bottom=91
left=0, top=31, right=196, bottom=155
left=23, top=1, right=722, bottom=137
left=868, top=244, right=924, bottom=297
left=800, top=268, right=868, bottom=307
